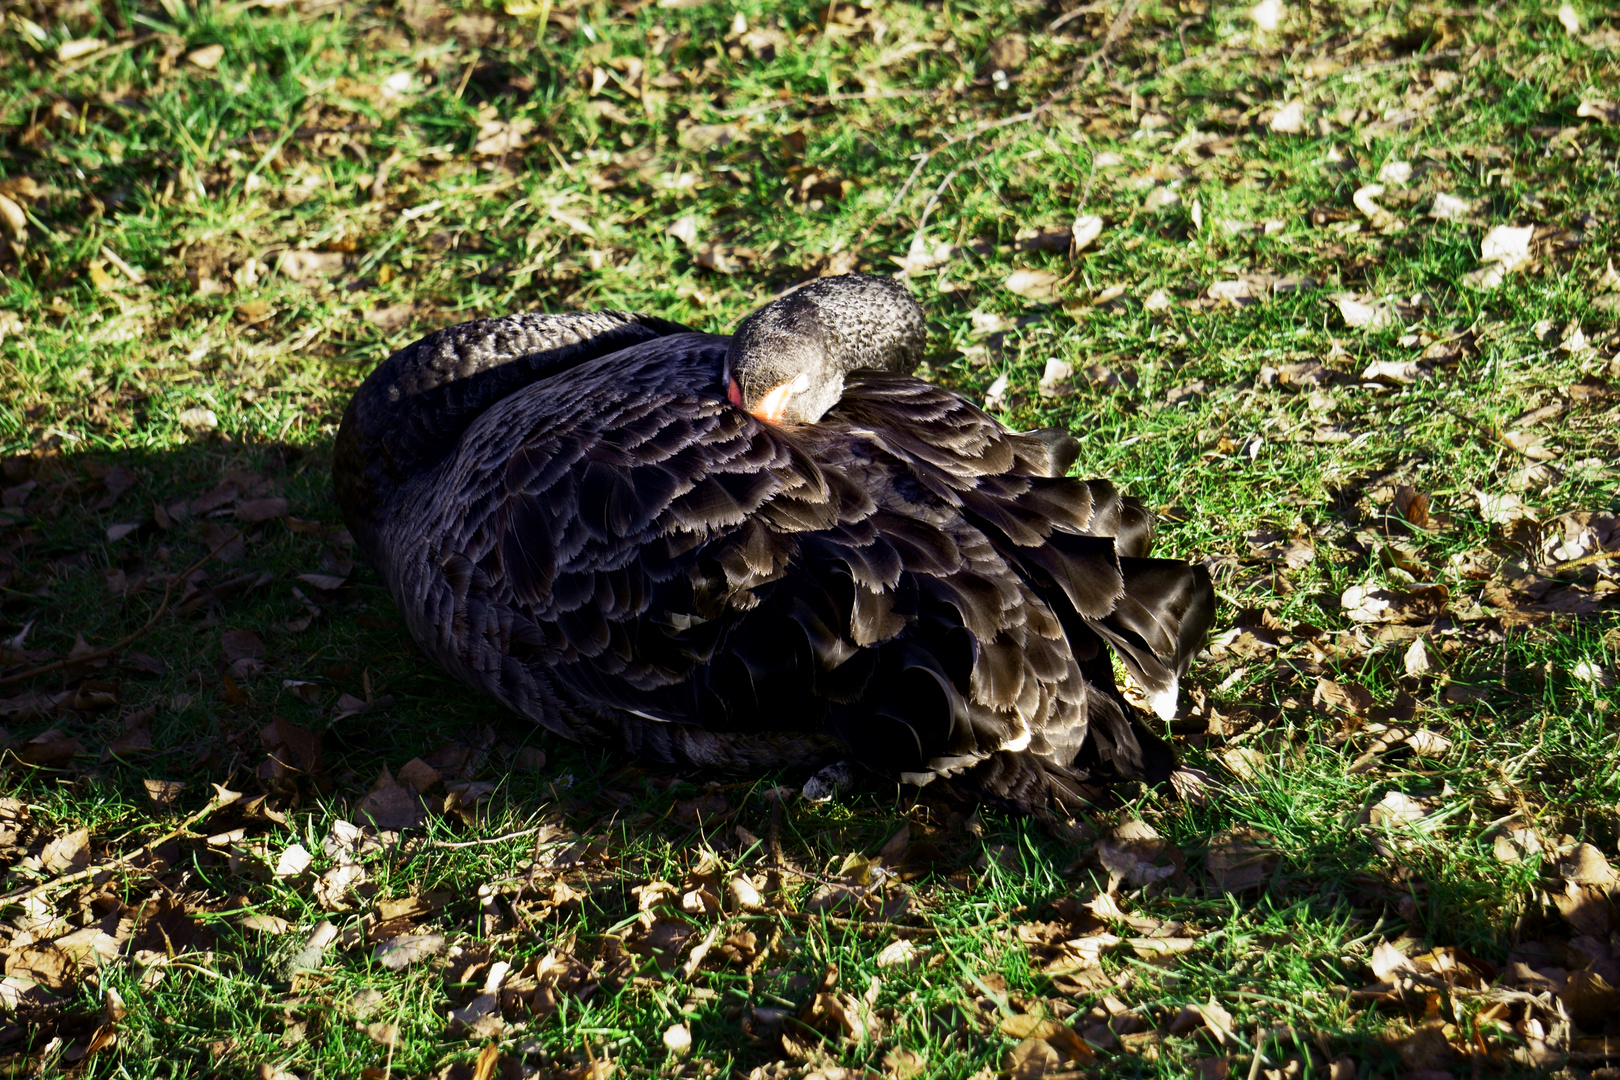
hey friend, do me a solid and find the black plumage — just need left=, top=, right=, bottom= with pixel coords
left=333, top=274, right=1215, bottom=813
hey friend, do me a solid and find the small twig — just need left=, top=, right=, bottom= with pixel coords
left=856, top=0, right=1141, bottom=256
left=0, top=788, right=241, bottom=906
left=429, top=824, right=550, bottom=849
left=0, top=542, right=225, bottom=687
left=767, top=909, right=941, bottom=936
left=56, top=33, right=162, bottom=75
left=720, top=85, right=942, bottom=118
left=907, top=139, right=1012, bottom=253
left=1547, top=549, right=1620, bottom=573
left=767, top=796, right=783, bottom=867
left=1049, top=0, right=1112, bottom=31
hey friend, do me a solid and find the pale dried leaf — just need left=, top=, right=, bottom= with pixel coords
left=1071, top=215, right=1103, bottom=252
left=1005, top=269, right=1060, bottom=299
left=41, top=829, right=91, bottom=874
left=1369, top=790, right=1432, bottom=826
left=663, top=1022, right=692, bottom=1054
left=1403, top=638, right=1433, bottom=678
left=373, top=931, right=446, bottom=970
left=1337, top=296, right=1396, bottom=330
left=1269, top=100, right=1305, bottom=133
left=275, top=843, right=313, bottom=878
left=1370, top=940, right=1418, bottom=982
left=1428, top=192, right=1473, bottom=221
left=876, top=939, right=920, bottom=968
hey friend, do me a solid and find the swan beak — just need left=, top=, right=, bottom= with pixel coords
left=729, top=375, right=804, bottom=423
left=751, top=382, right=797, bottom=423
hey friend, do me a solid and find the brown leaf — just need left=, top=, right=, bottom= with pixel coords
left=298, top=572, right=348, bottom=591
left=236, top=497, right=289, bottom=523
left=1204, top=828, right=1278, bottom=893
left=1314, top=678, right=1373, bottom=715
left=1005, top=1037, right=1062, bottom=1079
left=1552, top=882, right=1614, bottom=936
left=41, top=828, right=92, bottom=874
left=143, top=779, right=186, bottom=807
left=374, top=931, right=447, bottom=970
left=396, top=757, right=441, bottom=793
left=1096, top=820, right=1181, bottom=886
left=1166, top=999, right=1235, bottom=1044
left=357, top=776, right=426, bottom=831
left=363, top=304, right=414, bottom=334
left=1387, top=1021, right=1453, bottom=1072
left=881, top=1047, right=927, bottom=1079
left=4, top=944, right=75, bottom=991
left=313, top=861, right=369, bottom=912
left=1560, top=965, right=1620, bottom=1030
left=1005, top=269, right=1060, bottom=299
left=1368, top=790, right=1434, bottom=827
left=17, top=730, right=84, bottom=766
left=1560, top=844, right=1620, bottom=887
left=1392, top=486, right=1430, bottom=528
left=1369, top=940, right=1418, bottom=982
left=222, top=629, right=265, bottom=665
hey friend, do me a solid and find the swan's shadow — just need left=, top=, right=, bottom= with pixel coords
left=0, top=435, right=1519, bottom=1077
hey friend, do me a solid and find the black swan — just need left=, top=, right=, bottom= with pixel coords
left=333, top=273, right=1214, bottom=812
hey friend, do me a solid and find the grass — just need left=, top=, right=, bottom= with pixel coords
left=2, top=0, right=1619, bottom=1075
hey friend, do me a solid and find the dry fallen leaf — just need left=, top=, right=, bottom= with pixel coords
left=1369, top=939, right=1418, bottom=982
left=274, top=843, right=313, bottom=878
left=0, top=194, right=25, bottom=241
left=1378, top=159, right=1412, bottom=186
left=1475, top=489, right=1533, bottom=525
left=186, top=44, right=224, bottom=69
left=1369, top=790, right=1433, bottom=827
left=1467, top=225, right=1535, bottom=288
left=1352, top=184, right=1398, bottom=230
left=143, top=779, right=186, bottom=808
left=1269, top=100, right=1305, bottom=133
left=1337, top=295, right=1396, bottom=330
left=373, top=931, right=447, bottom=970
left=1037, top=358, right=1073, bottom=399
left=1204, top=828, right=1278, bottom=893
left=57, top=37, right=106, bottom=61
left=1071, top=214, right=1104, bottom=252
left=1005, top=269, right=1060, bottom=300
left=1403, top=638, right=1433, bottom=678
left=41, top=829, right=92, bottom=874
left=875, top=939, right=920, bottom=969
left=1577, top=100, right=1619, bottom=124
left=1314, top=678, right=1373, bottom=715
left=1560, top=843, right=1619, bottom=888
left=662, top=1022, right=692, bottom=1055
left=1428, top=192, right=1473, bottom=221
left=983, top=373, right=1010, bottom=412
left=1362, top=359, right=1429, bottom=385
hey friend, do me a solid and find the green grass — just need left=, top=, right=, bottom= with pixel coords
left=2, top=0, right=1619, bottom=1075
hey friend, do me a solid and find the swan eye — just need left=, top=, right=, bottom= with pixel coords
left=727, top=378, right=745, bottom=409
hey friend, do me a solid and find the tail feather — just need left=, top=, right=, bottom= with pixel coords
left=1091, top=558, right=1215, bottom=716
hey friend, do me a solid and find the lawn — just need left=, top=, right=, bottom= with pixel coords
left=1, top=0, right=1619, bottom=1075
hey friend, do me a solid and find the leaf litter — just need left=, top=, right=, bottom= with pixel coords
left=2, top=0, right=1620, bottom=1075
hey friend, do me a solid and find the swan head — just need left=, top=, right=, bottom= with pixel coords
left=725, top=272, right=925, bottom=424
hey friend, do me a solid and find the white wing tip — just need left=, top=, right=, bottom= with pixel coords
left=1148, top=677, right=1180, bottom=722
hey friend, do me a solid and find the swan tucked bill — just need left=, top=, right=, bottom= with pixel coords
left=333, top=273, right=1214, bottom=813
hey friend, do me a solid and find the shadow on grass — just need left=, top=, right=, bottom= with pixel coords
left=0, top=435, right=1576, bottom=1078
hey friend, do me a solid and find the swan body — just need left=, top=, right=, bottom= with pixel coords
left=333, top=274, right=1214, bottom=812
